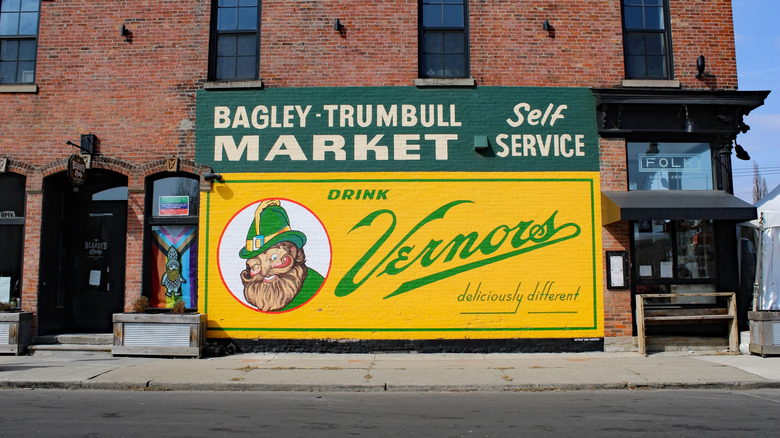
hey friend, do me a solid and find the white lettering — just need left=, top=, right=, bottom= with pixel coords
left=313, top=135, right=347, bottom=160
left=251, top=105, right=269, bottom=129
left=424, top=134, right=457, bottom=160
left=523, top=135, right=537, bottom=156
left=377, top=105, right=397, bottom=127
left=356, top=105, right=372, bottom=128
left=560, top=134, right=573, bottom=157
left=295, top=105, right=311, bottom=127
left=283, top=105, right=295, bottom=128
left=401, top=105, right=417, bottom=127
left=575, top=135, right=585, bottom=156
left=265, top=135, right=307, bottom=161
left=394, top=134, right=421, bottom=160
left=323, top=104, right=338, bottom=127
left=354, top=135, right=388, bottom=160
left=506, top=103, right=530, bottom=127
left=549, top=104, right=567, bottom=126
left=495, top=134, right=509, bottom=157
left=214, top=135, right=259, bottom=161
left=215, top=107, right=231, bottom=128
left=449, top=104, right=461, bottom=127
left=340, top=105, right=354, bottom=127
left=232, top=106, right=250, bottom=128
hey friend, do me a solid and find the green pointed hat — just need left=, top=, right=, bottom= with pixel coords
left=239, top=200, right=307, bottom=259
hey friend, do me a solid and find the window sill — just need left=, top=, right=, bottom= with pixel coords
left=0, top=84, right=38, bottom=93
left=414, top=77, right=476, bottom=87
left=204, top=80, right=263, bottom=90
left=621, top=79, right=680, bottom=88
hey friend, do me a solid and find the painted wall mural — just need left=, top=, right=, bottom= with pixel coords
left=197, top=87, right=603, bottom=339
left=150, top=225, right=198, bottom=308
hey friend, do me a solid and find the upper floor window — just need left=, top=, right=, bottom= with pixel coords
left=419, top=0, right=468, bottom=78
left=621, top=0, right=671, bottom=79
left=209, top=0, right=260, bottom=81
left=0, top=0, right=40, bottom=84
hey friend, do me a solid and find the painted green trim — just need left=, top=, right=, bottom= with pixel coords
left=204, top=191, right=211, bottom=315
left=202, top=175, right=601, bottom=334
left=211, top=326, right=597, bottom=332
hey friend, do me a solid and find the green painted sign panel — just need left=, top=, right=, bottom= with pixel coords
left=195, top=86, right=598, bottom=173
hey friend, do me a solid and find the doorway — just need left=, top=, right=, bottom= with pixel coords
left=38, top=170, right=128, bottom=334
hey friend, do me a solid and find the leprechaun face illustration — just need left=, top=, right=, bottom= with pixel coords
left=241, top=241, right=309, bottom=311
left=246, top=244, right=296, bottom=281
left=237, top=199, right=324, bottom=312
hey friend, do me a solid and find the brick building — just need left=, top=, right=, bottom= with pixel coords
left=0, top=1, right=768, bottom=352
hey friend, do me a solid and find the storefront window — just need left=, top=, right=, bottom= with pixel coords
left=627, top=142, right=713, bottom=190
left=633, top=219, right=716, bottom=303
left=0, top=172, right=25, bottom=306
left=634, top=219, right=715, bottom=280
left=145, top=175, right=199, bottom=309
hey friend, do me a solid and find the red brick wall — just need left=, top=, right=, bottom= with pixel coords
left=670, top=0, right=738, bottom=89
left=261, top=1, right=418, bottom=87
left=600, top=137, right=633, bottom=337
left=0, top=0, right=741, bottom=338
left=0, top=0, right=210, bottom=164
left=471, top=0, right=625, bottom=87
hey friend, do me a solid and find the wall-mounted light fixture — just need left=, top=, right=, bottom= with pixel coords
left=121, top=24, right=132, bottom=42
left=682, top=105, right=697, bottom=133
left=474, top=135, right=489, bottom=151
left=645, top=142, right=659, bottom=155
left=66, top=133, right=96, bottom=154
left=542, top=19, right=555, bottom=37
left=203, top=172, right=223, bottom=182
left=734, top=143, right=750, bottom=161
left=695, top=55, right=706, bottom=79
left=334, top=19, right=343, bottom=32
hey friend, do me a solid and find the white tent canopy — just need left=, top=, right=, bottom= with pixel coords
left=744, top=184, right=780, bottom=310
left=744, top=183, right=780, bottom=228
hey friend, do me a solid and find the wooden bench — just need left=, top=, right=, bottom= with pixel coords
left=635, top=292, right=738, bottom=355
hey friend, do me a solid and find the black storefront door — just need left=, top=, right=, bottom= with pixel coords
left=38, top=170, right=128, bottom=335
left=69, top=202, right=126, bottom=332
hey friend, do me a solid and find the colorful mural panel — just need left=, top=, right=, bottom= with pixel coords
left=199, top=172, right=603, bottom=339
left=196, top=86, right=603, bottom=339
left=150, top=225, right=198, bottom=308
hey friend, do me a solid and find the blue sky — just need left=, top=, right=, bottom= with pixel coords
left=731, top=0, right=780, bottom=202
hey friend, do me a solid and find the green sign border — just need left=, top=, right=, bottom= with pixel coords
left=203, top=176, right=600, bottom=335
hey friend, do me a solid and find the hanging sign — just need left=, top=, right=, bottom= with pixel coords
left=67, top=154, right=87, bottom=187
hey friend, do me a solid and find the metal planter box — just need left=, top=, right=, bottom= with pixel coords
left=0, top=312, right=33, bottom=355
left=112, top=313, right=207, bottom=358
left=748, top=311, right=780, bottom=357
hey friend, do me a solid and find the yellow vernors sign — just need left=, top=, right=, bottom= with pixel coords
left=200, top=172, right=603, bottom=339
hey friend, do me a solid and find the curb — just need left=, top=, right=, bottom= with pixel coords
left=3, top=380, right=780, bottom=392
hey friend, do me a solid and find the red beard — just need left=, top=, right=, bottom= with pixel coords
left=241, top=262, right=308, bottom=311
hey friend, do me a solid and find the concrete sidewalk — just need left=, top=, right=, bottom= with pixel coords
left=1, top=351, right=779, bottom=392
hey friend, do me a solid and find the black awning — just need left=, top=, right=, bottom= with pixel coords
left=601, top=190, right=757, bottom=225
